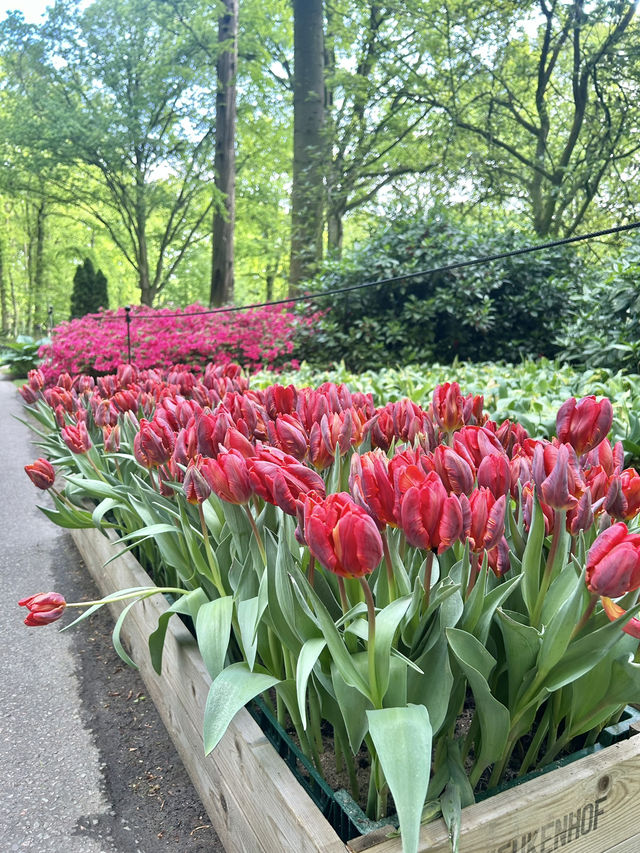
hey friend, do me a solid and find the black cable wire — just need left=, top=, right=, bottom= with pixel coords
left=95, top=219, right=640, bottom=323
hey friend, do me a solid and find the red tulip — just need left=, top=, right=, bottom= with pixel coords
left=196, top=410, right=235, bottom=457
left=134, top=418, right=175, bottom=467
left=112, top=389, right=139, bottom=414
left=24, top=458, right=56, bottom=490
left=303, top=492, right=383, bottom=578
left=453, top=426, right=504, bottom=468
left=465, top=489, right=507, bottom=553
left=477, top=452, right=511, bottom=498
left=264, top=384, right=298, bottom=419
left=202, top=449, right=253, bottom=505
left=19, top=592, right=66, bottom=626
left=267, top=414, right=309, bottom=462
left=586, top=522, right=640, bottom=598
left=532, top=442, right=581, bottom=511
left=350, top=450, right=399, bottom=529
left=61, top=421, right=92, bottom=454
left=431, top=382, right=465, bottom=433
left=184, top=455, right=213, bottom=504
left=433, top=445, right=475, bottom=496
left=607, top=469, right=640, bottom=522
left=102, top=425, right=120, bottom=453
left=400, top=471, right=464, bottom=553
left=173, top=425, right=198, bottom=465
left=556, top=396, right=613, bottom=456
left=248, top=446, right=325, bottom=515
left=27, top=368, right=45, bottom=391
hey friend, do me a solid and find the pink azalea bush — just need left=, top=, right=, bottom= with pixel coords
left=38, top=304, right=317, bottom=384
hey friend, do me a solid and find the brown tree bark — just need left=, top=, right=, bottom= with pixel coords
left=289, top=0, right=325, bottom=293
left=210, top=0, right=238, bottom=308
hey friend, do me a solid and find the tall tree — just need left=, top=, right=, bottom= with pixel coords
left=0, top=0, right=219, bottom=306
left=401, top=0, right=640, bottom=236
left=70, top=257, right=109, bottom=319
left=289, top=0, right=325, bottom=291
left=210, top=0, right=238, bottom=307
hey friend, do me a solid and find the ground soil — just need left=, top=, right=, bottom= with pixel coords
left=53, top=545, right=225, bottom=852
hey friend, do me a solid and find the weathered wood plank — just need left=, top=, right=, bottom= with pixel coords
left=356, top=736, right=640, bottom=853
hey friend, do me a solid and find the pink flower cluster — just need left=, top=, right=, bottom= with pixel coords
left=37, top=304, right=317, bottom=384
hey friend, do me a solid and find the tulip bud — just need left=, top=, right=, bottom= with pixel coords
left=556, top=395, right=613, bottom=456
left=19, top=592, right=66, bottom=626
left=400, top=471, right=464, bottom=553
left=431, top=382, right=465, bottom=433
left=24, top=458, right=56, bottom=490
left=184, top=456, right=213, bottom=504
left=202, top=449, right=252, bottom=505
left=61, top=421, right=92, bottom=454
left=303, top=492, right=383, bottom=578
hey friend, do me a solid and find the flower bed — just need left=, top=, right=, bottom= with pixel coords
left=18, top=362, right=640, bottom=852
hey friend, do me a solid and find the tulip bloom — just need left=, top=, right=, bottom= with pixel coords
left=532, top=442, right=581, bottom=511
left=24, top=458, right=55, bottom=490
left=433, top=445, right=475, bottom=496
left=477, top=453, right=511, bottom=498
left=303, top=492, right=383, bottom=578
left=135, top=418, right=175, bottom=467
left=586, top=522, right=640, bottom=598
left=400, top=471, right=464, bottom=553
left=61, top=421, right=92, bottom=454
left=556, top=395, right=613, bottom=456
left=201, top=449, right=252, bottom=505
left=350, top=450, right=399, bottom=529
left=248, top=446, right=325, bottom=515
left=19, top=592, right=66, bottom=626
left=266, top=414, right=309, bottom=462
left=184, top=455, right=213, bottom=504
left=431, top=382, right=465, bottom=433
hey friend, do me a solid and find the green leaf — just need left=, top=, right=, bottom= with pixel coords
left=367, top=705, right=432, bottom=853
left=196, top=597, right=234, bottom=681
left=496, top=608, right=541, bottom=708
left=203, top=663, right=280, bottom=754
left=296, top=638, right=326, bottom=729
left=537, top=571, right=586, bottom=680
left=543, top=601, right=640, bottom=692
left=148, top=588, right=208, bottom=675
left=521, top=492, right=545, bottom=619
left=112, top=599, right=139, bottom=669
left=446, top=628, right=511, bottom=777
left=440, top=781, right=461, bottom=853
left=374, top=595, right=412, bottom=701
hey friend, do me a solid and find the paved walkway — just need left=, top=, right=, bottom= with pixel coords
left=0, top=376, right=225, bottom=852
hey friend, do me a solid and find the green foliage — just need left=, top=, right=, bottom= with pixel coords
left=69, top=258, right=109, bottom=319
left=0, top=334, right=48, bottom=378
left=555, top=240, right=640, bottom=375
left=294, top=212, right=581, bottom=371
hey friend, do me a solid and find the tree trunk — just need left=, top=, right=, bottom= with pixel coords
left=289, top=0, right=325, bottom=294
left=0, top=234, right=8, bottom=334
left=327, top=209, right=344, bottom=256
left=210, top=0, right=238, bottom=308
left=26, top=199, right=47, bottom=332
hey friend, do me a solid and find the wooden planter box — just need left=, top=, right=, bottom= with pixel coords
left=70, top=525, right=640, bottom=853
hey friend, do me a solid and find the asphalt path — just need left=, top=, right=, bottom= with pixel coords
left=0, top=376, right=225, bottom=852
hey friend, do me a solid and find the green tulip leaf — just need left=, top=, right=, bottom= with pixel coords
left=446, top=628, right=511, bottom=777
left=521, top=492, right=545, bottom=618
left=203, top=663, right=280, bottom=754
left=495, top=608, right=541, bottom=708
left=296, top=637, right=327, bottom=729
left=374, top=595, right=413, bottom=701
left=367, top=704, right=432, bottom=853
left=196, top=596, right=234, bottom=681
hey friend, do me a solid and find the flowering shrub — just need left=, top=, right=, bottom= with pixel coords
left=37, top=303, right=317, bottom=383
left=19, top=364, right=640, bottom=853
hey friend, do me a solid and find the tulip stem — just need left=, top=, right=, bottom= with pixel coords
left=531, top=509, right=566, bottom=627
left=571, top=592, right=598, bottom=640
left=422, top=551, right=434, bottom=613
left=307, top=555, right=315, bottom=588
left=360, top=577, right=380, bottom=708
left=198, top=504, right=227, bottom=597
left=337, top=577, right=350, bottom=614
left=65, top=586, right=188, bottom=609
left=244, top=504, right=267, bottom=564
left=381, top=532, right=397, bottom=602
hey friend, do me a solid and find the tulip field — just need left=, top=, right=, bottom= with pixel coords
left=17, top=358, right=640, bottom=853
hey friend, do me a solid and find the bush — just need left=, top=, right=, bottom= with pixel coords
left=555, top=239, right=640, bottom=373
left=38, top=303, right=318, bottom=383
left=0, top=335, right=49, bottom=378
left=294, top=212, right=581, bottom=371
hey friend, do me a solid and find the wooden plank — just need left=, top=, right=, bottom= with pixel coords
left=70, top=526, right=640, bottom=853
left=70, top=526, right=347, bottom=853
left=356, top=735, right=640, bottom=853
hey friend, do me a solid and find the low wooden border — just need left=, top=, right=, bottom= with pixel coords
left=70, top=526, right=640, bottom=853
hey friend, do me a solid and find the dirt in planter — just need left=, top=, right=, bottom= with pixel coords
left=53, top=537, right=225, bottom=852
